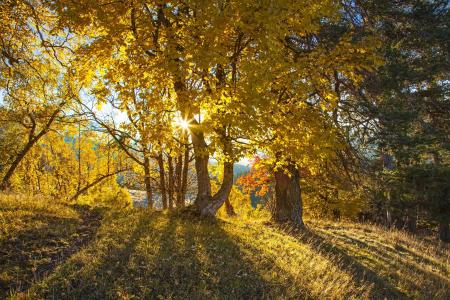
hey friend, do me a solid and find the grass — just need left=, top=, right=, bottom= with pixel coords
left=1, top=194, right=449, bottom=299
left=0, top=194, right=102, bottom=298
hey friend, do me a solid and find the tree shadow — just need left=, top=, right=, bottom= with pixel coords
left=24, top=211, right=447, bottom=299
left=328, top=230, right=450, bottom=298
left=139, top=213, right=273, bottom=299
left=334, top=230, right=446, bottom=272
left=34, top=210, right=163, bottom=299
left=31, top=212, right=270, bottom=299
left=185, top=217, right=274, bottom=298
left=281, top=226, right=404, bottom=299
left=0, top=205, right=102, bottom=298
left=34, top=211, right=273, bottom=299
left=293, top=225, right=448, bottom=299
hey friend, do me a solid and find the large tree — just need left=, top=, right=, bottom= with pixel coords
left=52, top=0, right=380, bottom=219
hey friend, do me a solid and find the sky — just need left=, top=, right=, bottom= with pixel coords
left=94, top=99, right=253, bottom=167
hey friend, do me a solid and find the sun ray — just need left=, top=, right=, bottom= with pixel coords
left=173, top=116, right=190, bottom=130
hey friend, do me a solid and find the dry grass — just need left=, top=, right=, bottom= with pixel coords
left=302, top=219, right=450, bottom=299
left=0, top=194, right=102, bottom=298
left=1, top=194, right=448, bottom=299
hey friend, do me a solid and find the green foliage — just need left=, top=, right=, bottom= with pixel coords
left=357, top=0, right=450, bottom=228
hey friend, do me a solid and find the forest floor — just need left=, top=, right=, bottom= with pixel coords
left=0, top=194, right=449, bottom=299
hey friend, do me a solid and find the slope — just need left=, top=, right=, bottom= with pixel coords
left=1, top=194, right=448, bottom=299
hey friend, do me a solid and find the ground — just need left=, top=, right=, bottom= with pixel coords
left=0, top=194, right=448, bottom=299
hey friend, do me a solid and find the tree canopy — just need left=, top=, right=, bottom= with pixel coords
left=0, top=0, right=448, bottom=241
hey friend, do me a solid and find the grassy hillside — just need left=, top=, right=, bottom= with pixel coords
left=1, top=194, right=448, bottom=299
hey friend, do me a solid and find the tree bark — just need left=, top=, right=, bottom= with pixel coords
left=173, top=78, right=233, bottom=216
left=225, top=197, right=236, bottom=216
left=157, top=153, right=168, bottom=210
left=143, top=156, right=153, bottom=209
left=191, top=127, right=212, bottom=209
left=386, top=208, right=393, bottom=228
left=167, top=154, right=174, bottom=209
left=405, top=209, right=417, bottom=233
left=180, top=142, right=189, bottom=206
left=175, top=153, right=183, bottom=207
left=200, top=160, right=234, bottom=216
left=273, top=163, right=303, bottom=226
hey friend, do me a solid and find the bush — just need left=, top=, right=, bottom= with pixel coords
left=77, top=178, right=132, bottom=209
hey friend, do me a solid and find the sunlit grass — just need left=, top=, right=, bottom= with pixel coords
left=1, top=194, right=449, bottom=299
left=305, top=219, right=450, bottom=299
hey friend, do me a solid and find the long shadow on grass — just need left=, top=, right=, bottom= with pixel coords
left=294, top=227, right=410, bottom=299
left=0, top=205, right=101, bottom=298
left=36, top=210, right=163, bottom=299
left=43, top=211, right=273, bottom=299
left=329, top=230, right=450, bottom=299
left=140, top=213, right=273, bottom=299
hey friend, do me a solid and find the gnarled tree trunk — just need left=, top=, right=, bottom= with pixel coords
left=273, top=163, right=303, bottom=226
left=201, top=160, right=234, bottom=216
left=190, top=129, right=235, bottom=216
left=191, top=128, right=212, bottom=209
left=174, top=78, right=233, bottom=216
left=225, top=198, right=236, bottom=216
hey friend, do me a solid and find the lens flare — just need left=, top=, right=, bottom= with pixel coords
left=174, top=117, right=190, bottom=130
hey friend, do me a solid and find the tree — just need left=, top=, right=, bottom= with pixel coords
left=354, top=0, right=449, bottom=240
left=2, top=117, right=130, bottom=204
left=52, top=0, right=380, bottom=220
left=0, top=0, right=75, bottom=190
left=234, top=6, right=381, bottom=225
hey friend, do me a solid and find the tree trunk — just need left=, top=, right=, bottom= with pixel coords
left=1, top=106, right=63, bottom=191
left=200, top=160, right=234, bottom=216
left=175, top=82, right=233, bottom=215
left=405, top=209, right=417, bottom=233
left=225, top=197, right=236, bottom=216
left=175, top=153, right=183, bottom=207
left=167, top=154, right=174, bottom=209
left=386, top=208, right=393, bottom=228
left=143, top=156, right=153, bottom=209
left=180, top=142, right=189, bottom=206
left=191, top=128, right=212, bottom=209
left=273, top=163, right=303, bottom=226
left=157, top=154, right=168, bottom=210
left=0, top=140, right=35, bottom=190
left=70, top=169, right=128, bottom=201
left=439, top=222, right=449, bottom=242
